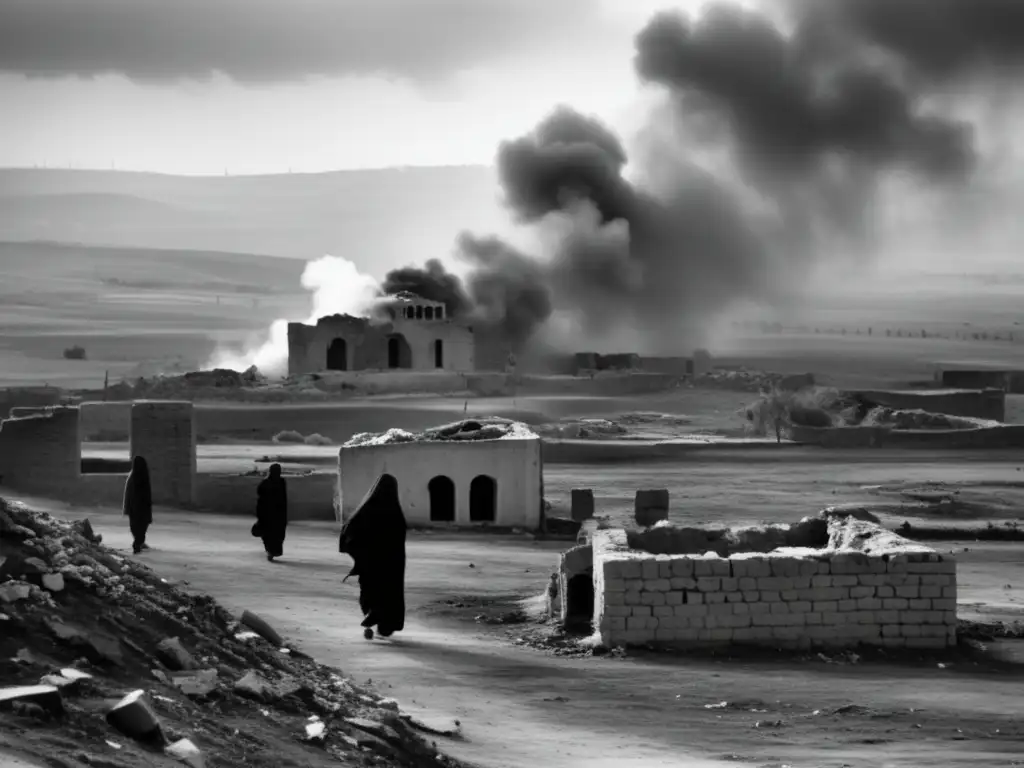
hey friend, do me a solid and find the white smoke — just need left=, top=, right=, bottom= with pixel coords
left=207, top=255, right=381, bottom=377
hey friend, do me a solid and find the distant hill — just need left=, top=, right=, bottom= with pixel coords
left=0, top=166, right=508, bottom=276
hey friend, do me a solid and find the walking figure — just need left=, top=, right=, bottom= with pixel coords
left=338, top=474, right=408, bottom=640
left=122, top=455, right=152, bottom=555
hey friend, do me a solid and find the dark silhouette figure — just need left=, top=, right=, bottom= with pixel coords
left=338, top=473, right=407, bottom=639
left=122, top=455, right=152, bottom=554
left=255, top=463, right=288, bottom=561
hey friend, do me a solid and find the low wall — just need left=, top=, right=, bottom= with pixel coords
left=855, top=388, right=1005, bottom=422
left=338, top=437, right=543, bottom=529
left=0, top=387, right=62, bottom=419
left=589, top=514, right=957, bottom=652
left=791, top=423, right=1024, bottom=449
left=79, top=401, right=132, bottom=440
left=0, top=406, right=81, bottom=496
left=195, top=472, right=337, bottom=521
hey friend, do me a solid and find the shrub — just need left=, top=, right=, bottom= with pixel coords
left=303, top=432, right=333, bottom=446
left=271, top=430, right=305, bottom=444
left=63, top=345, right=87, bottom=360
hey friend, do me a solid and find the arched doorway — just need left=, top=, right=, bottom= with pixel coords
left=469, top=475, right=497, bottom=522
left=387, top=334, right=412, bottom=369
left=428, top=475, right=455, bottom=522
left=326, top=338, right=348, bottom=371
left=564, top=573, right=595, bottom=630
left=433, top=339, right=444, bottom=369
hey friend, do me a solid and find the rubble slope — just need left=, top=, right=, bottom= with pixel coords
left=0, top=498, right=466, bottom=768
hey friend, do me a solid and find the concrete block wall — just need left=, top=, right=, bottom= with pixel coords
left=130, top=401, right=196, bottom=506
left=0, top=406, right=81, bottom=495
left=592, top=529, right=957, bottom=652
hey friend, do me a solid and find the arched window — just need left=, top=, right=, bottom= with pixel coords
left=416, top=306, right=424, bottom=319
left=433, top=339, right=444, bottom=368
left=428, top=475, right=456, bottom=522
left=437, top=306, right=445, bottom=319
left=405, top=306, right=415, bottom=319
left=387, top=334, right=411, bottom=369
left=469, top=475, right=497, bottom=522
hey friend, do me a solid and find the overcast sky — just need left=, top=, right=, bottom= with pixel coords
left=0, top=0, right=722, bottom=174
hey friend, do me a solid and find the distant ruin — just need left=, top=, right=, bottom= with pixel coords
left=287, top=293, right=475, bottom=375
left=561, top=511, right=958, bottom=651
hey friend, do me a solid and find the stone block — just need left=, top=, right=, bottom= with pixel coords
left=640, top=592, right=665, bottom=606
left=769, top=602, right=790, bottom=615
left=647, top=578, right=671, bottom=592
left=670, top=577, right=697, bottom=590
left=813, top=601, right=838, bottom=614
left=669, top=559, right=693, bottom=577
left=634, top=489, right=669, bottom=527
left=626, top=617, right=647, bottom=631
left=747, top=602, right=770, bottom=615
left=838, top=599, right=857, bottom=612
left=665, top=591, right=683, bottom=606
left=571, top=489, right=595, bottom=521
left=720, top=577, right=738, bottom=592
left=811, top=575, right=832, bottom=588
left=883, top=598, right=909, bottom=610
left=760, top=590, right=781, bottom=603
left=781, top=590, right=800, bottom=601
left=906, top=637, right=947, bottom=649
left=739, top=577, right=758, bottom=591
left=653, top=605, right=674, bottom=618
left=726, top=592, right=744, bottom=603
left=641, top=560, right=660, bottom=580
left=621, top=560, right=643, bottom=579
left=704, top=592, right=726, bottom=604
left=658, top=561, right=673, bottom=578
left=687, top=592, right=704, bottom=604
left=632, top=606, right=652, bottom=618
left=742, top=590, right=760, bottom=602
left=804, top=612, right=822, bottom=625
left=696, top=577, right=720, bottom=592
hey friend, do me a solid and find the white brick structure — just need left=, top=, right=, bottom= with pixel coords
left=584, top=512, right=958, bottom=651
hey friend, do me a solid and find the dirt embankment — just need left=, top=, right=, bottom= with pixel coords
left=0, top=498, right=467, bottom=768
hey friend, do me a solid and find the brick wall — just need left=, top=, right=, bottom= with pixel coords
left=592, top=524, right=957, bottom=651
left=0, top=406, right=81, bottom=495
left=130, top=401, right=196, bottom=506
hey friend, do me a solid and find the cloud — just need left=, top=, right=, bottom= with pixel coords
left=0, top=0, right=607, bottom=84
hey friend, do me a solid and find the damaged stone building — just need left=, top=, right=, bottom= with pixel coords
left=287, top=293, right=475, bottom=375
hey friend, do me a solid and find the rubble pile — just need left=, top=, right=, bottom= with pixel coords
left=691, top=368, right=786, bottom=392
left=345, top=418, right=537, bottom=448
left=0, top=498, right=464, bottom=768
left=859, top=407, right=995, bottom=431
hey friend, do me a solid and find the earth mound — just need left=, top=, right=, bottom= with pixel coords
left=0, top=498, right=464, bottom=768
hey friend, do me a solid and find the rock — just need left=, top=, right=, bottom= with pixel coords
left=169, top=669, right=218, bottom=697
left=41, top=573, right=64, bottom=592
left=39, top=669, right=92, bottom=694
left=304, top=719, right=327, bottom=744
left=46, top=620, right=124, bottom=665
left=106, top=690, right=163, bottom=743
left=233, top=670, right=275, bottom=702
left=72, top=518, right=102, bottom=544
left=0, top=581, right=32, bottom=603
left=401, top=712, right=462, bottom=737
left=21, top=557, right=48, bottom=575
left=166, top=737, right=205, bottom=767
left=0, top=685, right=65, bottom=717
left=239, top=610, right=283, bottom=647
left=156, top=637, right=197, bottom=671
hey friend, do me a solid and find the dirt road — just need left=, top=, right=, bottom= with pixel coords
left=15, top=496, right=1022, bottom=768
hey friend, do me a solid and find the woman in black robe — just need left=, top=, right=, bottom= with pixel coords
left=122, top=455, right=153, bottom=555
left=338, top=473, right=407, bottom=640
left=255, top=463, right=288, bottom=561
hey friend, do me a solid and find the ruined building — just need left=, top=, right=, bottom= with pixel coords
left=287, top=292, right=475, bottom=375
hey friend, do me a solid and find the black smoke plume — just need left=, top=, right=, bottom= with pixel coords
left=381, top=258, right=472, bottom=318
left=412, top=1, right=1024, bottom=354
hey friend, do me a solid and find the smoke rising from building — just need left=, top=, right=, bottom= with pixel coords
left=208, top=255, right=380, bottom=376
left=215, top=0, right=1024, bottom=373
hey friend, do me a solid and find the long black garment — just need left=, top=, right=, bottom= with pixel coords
left=122, top=455, right=153, bottom=554
left=256, top=464, right=288, bottom=559
left=338, top=474, right=407, bottom=636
